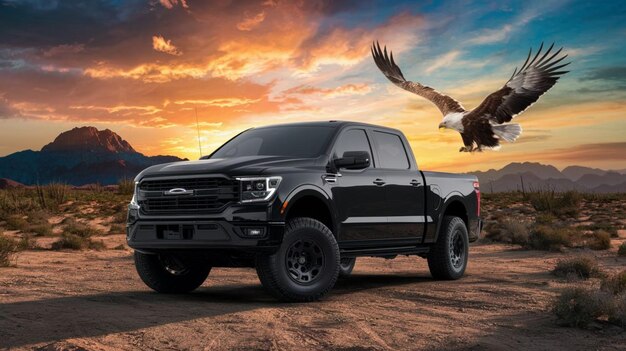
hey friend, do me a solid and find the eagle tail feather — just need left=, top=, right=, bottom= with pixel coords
left=492, top=123, right=522, bottom=143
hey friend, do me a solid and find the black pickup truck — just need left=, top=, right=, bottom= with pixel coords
left=127, top=121, right=482, bottom=301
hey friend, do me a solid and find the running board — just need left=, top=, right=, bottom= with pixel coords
left=340, top=245, right=430, bottom=258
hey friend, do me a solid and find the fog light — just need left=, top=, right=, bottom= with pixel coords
left=244, top=228, right=265, bottom=237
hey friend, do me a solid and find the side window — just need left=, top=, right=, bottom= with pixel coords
left=333, top=129, right=373, bottom=168
left=373, top=131, right=410, bottom=169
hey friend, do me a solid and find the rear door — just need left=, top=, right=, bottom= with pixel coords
left=330, top=128, right=388, bottom=242
left=370, top=130, right=426, bottom=239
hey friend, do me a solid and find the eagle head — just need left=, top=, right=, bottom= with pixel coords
left=440, top=112, right=464, bottom=132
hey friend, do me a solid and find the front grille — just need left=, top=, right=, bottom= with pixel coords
left=138, top=177, right=239, bottom=214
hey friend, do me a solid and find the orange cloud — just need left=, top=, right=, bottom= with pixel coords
left=152, top=35, right=182, bottom=56
left=237, top=11, right=266, bottom=31
left=158, top=0, right=188, bottom=10
left=285, top=83, right=372, bottom=98
left=173, top=98, right=260, bottom=108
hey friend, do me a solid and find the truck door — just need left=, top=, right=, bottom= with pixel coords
left=370, top=130, right=426, bottom=239
left=330, top=128, right=388, bottom=242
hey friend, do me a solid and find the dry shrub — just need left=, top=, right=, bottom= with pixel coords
left=535, top=213, right=557, bottom=225
left=582, top=222, right=618, bottom=238
left=117, top=178, right=135, bottom=195
left=63, top=218, right=104, bottom=238
left=51, top=233, right=105, bottom=251
left=17, top=235, right=39, bottom=250
left=553, top=287, right=612, bottom=328
left=602, top=270, right=626, bottom=295
left=36, top=183, right=69, bottom=210
left=528, top=225, right=581, bottom=251
left=108, top=223, right=126, bottom=234
left=587, top=230, right=611, bottom=250
left=527, top=189, right=581, bottom=218
left=0, top=233, right=19, bottom=266
left=484, top=218, right=529, bottom=245
left=611, top=294, right=626, bottom=328
left=619, top=242, right=626, bottom=257
left=4, top=215, right=29, bottom=231
left=552, top=256, right=602, bottom=280
left=29, top=223, right=53, bottom=237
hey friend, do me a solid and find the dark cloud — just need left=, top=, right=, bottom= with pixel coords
left=581, top=66, right=626, bottom=82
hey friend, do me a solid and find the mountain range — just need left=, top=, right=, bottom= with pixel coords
left=0, top=127, right=624, bottom=192
left=469, top=162, right=626, bottom=193
left=0, top=127, right=185, bottom=186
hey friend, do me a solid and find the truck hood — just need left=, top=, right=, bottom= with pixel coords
left=135, top=155, right=321, bottom=180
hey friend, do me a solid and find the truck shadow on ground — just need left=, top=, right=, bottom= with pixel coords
left=0, top=273, right=432, bottom=348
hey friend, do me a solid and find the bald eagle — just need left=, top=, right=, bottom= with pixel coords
left=372, top=42, right=570, bottom=152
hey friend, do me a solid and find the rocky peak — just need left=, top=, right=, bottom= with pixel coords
left=41, top=126, right=136, bottom=153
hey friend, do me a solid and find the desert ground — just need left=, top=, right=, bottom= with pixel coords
left=1, top=188, right=626, bottom=350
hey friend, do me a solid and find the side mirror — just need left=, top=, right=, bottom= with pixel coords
left=334, top=151, right=370, bottom=170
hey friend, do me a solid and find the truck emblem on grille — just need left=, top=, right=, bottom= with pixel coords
left=164, top=188, right=194, bottom=196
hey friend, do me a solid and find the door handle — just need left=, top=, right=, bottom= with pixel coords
left=373, top=178, right=386, bottom=186
left=410, top=179, right=420, bottom=186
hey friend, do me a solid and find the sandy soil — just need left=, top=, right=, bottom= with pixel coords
left=1, top=235, right=625, bottom=351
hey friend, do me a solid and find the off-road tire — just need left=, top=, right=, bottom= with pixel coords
left=134, top=251, right=210, bottom=293
left=339, top=257, right=356, bottom=277
left=256, top=217, right=340, bottom=302
left=427, top=216, right=469, bottom=280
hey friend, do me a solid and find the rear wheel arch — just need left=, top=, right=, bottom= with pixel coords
left=433, top=196, right=468, bottom=241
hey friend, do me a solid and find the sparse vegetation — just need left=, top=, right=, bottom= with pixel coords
left=528, top=225, right=581, bottom=251
left=0, top=233, right=19, bottom=266
left=526, top=189, right=581, bottom=218
left=601, top=270, right=626, bottom=295
left=484, top=218, right=530, bottom=245
left=580, top=222, right=619, bottom=238
left=108, top=223, right=126, bottom=234
left=29, top=223, right=54, bottom=237
left=35, top=183, right=69, bottom=210
left=552, top=287, right=612, bottom=328
left=117, top=178, right=135, bottom=195
left=3, top=215, right=29, bottom=231
left=552, top=256, right=602, bottom=279
left=63, top=218, right=104, bottom=237
left=51, top=233, right=105, bottom=251
left=619, top=242, right=626, bottom=257
left=587, top=230, right=611, bottom=250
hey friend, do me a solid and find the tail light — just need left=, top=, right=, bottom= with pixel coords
left=473, top=181, right=480, bottom=217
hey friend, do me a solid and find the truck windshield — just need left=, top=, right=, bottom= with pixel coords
left=210, top=126, right=336, bottom=159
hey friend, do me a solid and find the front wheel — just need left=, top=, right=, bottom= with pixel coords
left=134, top=251, right=210, bottom=293
left=256, top=217, right=340, bottom=302
left=427, top=216, right=469, bottom=280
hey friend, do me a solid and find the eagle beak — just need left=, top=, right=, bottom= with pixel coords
left=438, top=123, right=446, bottom=130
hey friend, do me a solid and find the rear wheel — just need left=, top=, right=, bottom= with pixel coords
left=339, top=257, right=356, bottom=277
left=256, top=217, right=340, bottom=302
left=134, top=251, right=210, bottom=293
left=427, top=216, right=469, bottom=280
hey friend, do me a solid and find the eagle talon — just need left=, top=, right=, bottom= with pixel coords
left=459, top=146, right=470, bottom=152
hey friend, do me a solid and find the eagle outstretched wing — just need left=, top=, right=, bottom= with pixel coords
left=371, top=41, right=465, bottom=117
left=472, top=43, right=570, bottom=124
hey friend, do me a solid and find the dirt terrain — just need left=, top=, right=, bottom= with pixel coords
left=1, top=234, right=625, bottom=351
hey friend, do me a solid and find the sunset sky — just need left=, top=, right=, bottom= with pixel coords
left=0, top=0, right=625, bottom=172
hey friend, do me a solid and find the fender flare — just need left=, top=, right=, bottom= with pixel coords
left=282, top=184, right=338, bottom=234
left=433, top=192, right=469, bottom=242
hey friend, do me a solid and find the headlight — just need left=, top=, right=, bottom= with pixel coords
left=129, top=181, right=140, bottom=210
left=237, top=176, right=282, bottom=203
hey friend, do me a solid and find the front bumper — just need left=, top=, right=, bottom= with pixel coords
left=126, top=219, right=285, bottom=251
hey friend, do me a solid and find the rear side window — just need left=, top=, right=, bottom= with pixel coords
left=333, top=129, right=373, bottom=168
left=373, top=131, right=410, bottom=169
